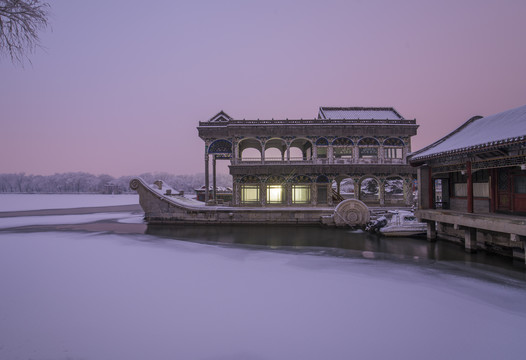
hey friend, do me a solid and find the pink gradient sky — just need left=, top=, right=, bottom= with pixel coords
left=1, top=0, right=526, bottom=177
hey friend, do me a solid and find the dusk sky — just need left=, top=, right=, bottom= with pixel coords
left=1, top=0, right=526, bottom=177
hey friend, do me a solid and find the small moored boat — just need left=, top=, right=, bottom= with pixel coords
left=378, top=210, right=427, bottom=237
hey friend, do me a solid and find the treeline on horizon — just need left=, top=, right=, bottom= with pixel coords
left=0, top=172, right=232, bottom=194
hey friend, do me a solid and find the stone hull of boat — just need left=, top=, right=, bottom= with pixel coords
left=130, top=177, right=340, bottom=226
left=379, top=225, right=427, bottom=237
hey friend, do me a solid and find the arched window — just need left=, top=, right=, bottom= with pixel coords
left=316, top=138, right=328, bottom=159
left=208, top=139, right=232, bottom=154
left=290, top=138, right=312, bottom=161
left=264, top=138, right=287, bottom=161
left=332, top=137, right=354, bottom=160
left=315, top=138, right=329, bottom=146
left=238, top=138, right=262, bottom=161
left=358, top=138, right=379, bottom=158
left=360, top=177, right=380, bottom=203
left=316, top=175, right=329, bottom=183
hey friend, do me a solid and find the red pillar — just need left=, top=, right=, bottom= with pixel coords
left=489, top=169, right=496, bottom=213
left=428, top=166, right=433, bottom=209
left=467, top=161, right=473, bottom=213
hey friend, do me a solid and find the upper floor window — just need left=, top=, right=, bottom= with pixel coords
left=385, top=148, right=402, bottom=159
left=332, top=137, right=353, bottom=159
left=358, top=137, right=379, bottom=158
left=316, top=138, right=328, bottom=159
left=383, top=138, right=404, bottom=159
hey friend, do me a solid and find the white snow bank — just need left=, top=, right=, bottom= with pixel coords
left=0, top=193, right=139, bottom=212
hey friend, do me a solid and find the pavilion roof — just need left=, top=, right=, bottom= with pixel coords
left=409, top=104, right=526, bottom=162
left=318, top=107, right=404, bottom=120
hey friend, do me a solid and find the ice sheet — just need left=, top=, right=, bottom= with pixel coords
left=0, top=231, right=525, bottom=360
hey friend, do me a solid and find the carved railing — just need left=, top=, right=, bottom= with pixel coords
left=230, top=157, right=405, bottom=165
left=199, top=118, right=417, bottom=126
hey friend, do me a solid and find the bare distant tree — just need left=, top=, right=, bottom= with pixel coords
left=0, top=0, right=50, bottom=64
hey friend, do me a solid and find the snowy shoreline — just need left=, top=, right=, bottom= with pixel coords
left=0, top=193, right=139, bottom=212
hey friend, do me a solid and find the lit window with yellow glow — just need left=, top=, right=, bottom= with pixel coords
left=266, top=185, right=284, bottom=204
left=241, top=185, right=260, bottom=203
left=292, top=185, right=310, bottom=204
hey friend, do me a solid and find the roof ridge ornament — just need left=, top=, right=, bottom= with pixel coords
left=209, top=110, right=233, bottom=122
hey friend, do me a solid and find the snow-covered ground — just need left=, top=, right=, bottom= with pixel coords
left=0, top=225, right=525, bottom=359
left=0, top=193, right=139, bottom=211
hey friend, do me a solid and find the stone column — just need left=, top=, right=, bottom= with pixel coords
left=212, top=155, right=217, bottom=203
left=328, top=178, right=334, bottom=206
left=426, top=221, right=437, bottom=241
left=328, top=144, right=334, bottom=164
left=232, top=182, right=238, bottom=206
left=379, top=179, right=385, bottom=206
left=353, top=178, right=361, bottom=200
left=379, top=145, right=385, bottom=164
left=261, top=141, right=266, bottom=164
left=464, top=227, right=477, bottom=252
left=287, top=183, right=292, bottom=205
left=204, top=151, right=209, bottom=203
left=233, top=139, right=239, bottom=165
left=235, top=182, right=241, bottom=206
left=403, top=178, right=411, bottom=206
left=261, top=184, right=266, bottom=206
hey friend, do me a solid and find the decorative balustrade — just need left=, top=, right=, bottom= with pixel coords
left=230, top=157, right=405, bottom=165
left=199, top=118, right=417, bottom=126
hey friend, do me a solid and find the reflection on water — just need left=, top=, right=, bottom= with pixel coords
left=146, top=224, right=526, bottom=280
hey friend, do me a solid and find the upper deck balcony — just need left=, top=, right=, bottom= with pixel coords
left=230, top=157, right=406, bottom=165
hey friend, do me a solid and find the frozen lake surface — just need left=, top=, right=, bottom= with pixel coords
left=0, top=195, right=525, bottom=359
left=0, top=193, right=139, bottom=212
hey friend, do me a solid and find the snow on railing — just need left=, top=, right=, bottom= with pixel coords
left=199, top=118, right=417, bottom=126
left=228, top=158, right=398, bottom=165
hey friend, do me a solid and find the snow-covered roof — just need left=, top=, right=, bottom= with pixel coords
left=409, top=104, right=526, bottom=161
left=318, top=107, right=404, bottom=120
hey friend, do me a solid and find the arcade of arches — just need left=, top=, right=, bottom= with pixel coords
left=198, top=109, right=418, bottom=207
